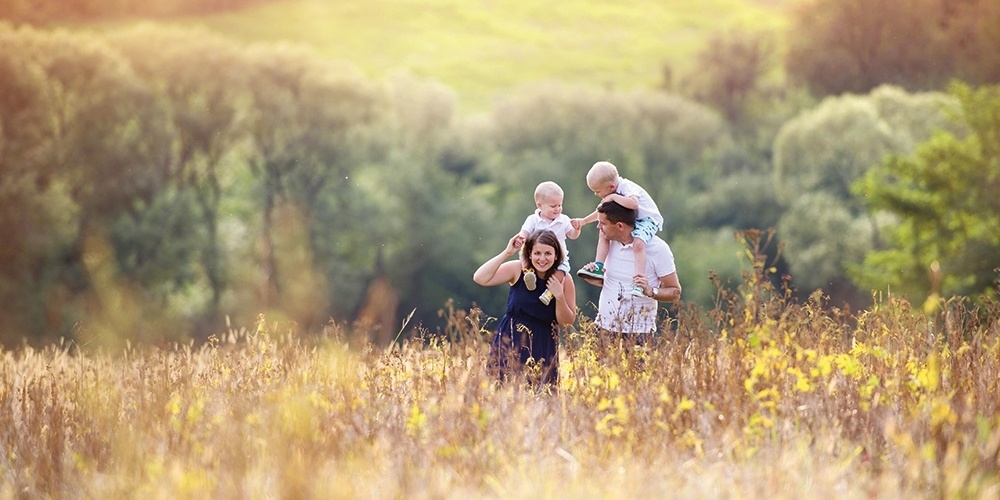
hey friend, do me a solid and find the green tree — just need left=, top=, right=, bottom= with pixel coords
left=854, top=83, right=1000, bottom=302
left=244, top=43, right=385, bottom=325
left=681, top=29, right=775, bottom=126
left=0, top=25, right=173, bottom=340
left=776, top=192, right=873, bottom=292
left=107, top=25, right=253, bottom=323
left=772, top=85, right=959, bottom=304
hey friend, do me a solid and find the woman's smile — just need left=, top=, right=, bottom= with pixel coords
left=531, top=244, right=557, bottom=272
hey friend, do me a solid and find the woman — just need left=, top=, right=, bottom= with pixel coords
left=473, top=229, right=577, bottom=383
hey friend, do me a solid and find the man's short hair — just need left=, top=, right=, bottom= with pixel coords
left=597, top=200, right=636, bottom=227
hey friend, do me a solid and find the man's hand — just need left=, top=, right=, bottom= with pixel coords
left=633, top=275, right=652, bottom=297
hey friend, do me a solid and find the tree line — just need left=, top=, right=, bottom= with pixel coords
left=1, top=1, right=998, bottom=346
left=0, top=0, right=269, bottom=24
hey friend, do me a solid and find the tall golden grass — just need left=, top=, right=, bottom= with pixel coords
left=3, top=232, right=999, bottom=498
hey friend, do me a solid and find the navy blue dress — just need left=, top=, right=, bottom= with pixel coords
left=490, top=270, right=559, bottom=382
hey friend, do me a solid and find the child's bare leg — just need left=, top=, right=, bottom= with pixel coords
left=630, top=238, right=647, bottom=296
left=632, top=238, right=646, bottom=282
left=595, top=229, right=610, bottom=264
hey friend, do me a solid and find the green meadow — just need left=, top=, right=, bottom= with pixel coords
left=176, top=0, right=791, bottom=110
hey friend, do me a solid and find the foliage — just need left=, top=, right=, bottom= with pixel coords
left=786, top=0, right=1000, bottom=97
left=776, top=192, right=873, bottom=293
left=667, top=228, right=745, bottom=311
left=4, top=9, right=1000, bottom=346
left=680, top=29, right=776, bottom=126
left=854, top=83, right=1000, bottom=303
left=0, top=0, right=273, bottom=24
left=772, top=86, right=960, bottom=303
left=3, top=272, right=999, bottom=497
left=0, top=24, right=181, bottom=340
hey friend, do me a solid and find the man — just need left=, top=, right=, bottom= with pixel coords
left=580, top=200, right=681, bottom=339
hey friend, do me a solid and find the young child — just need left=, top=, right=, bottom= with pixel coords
left=516, top=181, right=581, bottom=305
left=571, top=161, right=664, bottom=297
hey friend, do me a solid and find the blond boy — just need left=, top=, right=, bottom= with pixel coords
left=517, top=181, right=581, bottom=304
left=571, top=161, right=664, bottom=297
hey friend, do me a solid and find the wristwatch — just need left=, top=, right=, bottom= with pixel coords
left=649, top=287, right=659, bottom=299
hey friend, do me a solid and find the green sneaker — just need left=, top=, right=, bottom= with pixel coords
left=576, top=262, right=605, bottom=280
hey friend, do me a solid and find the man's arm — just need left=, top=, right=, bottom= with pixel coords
left=635, top=272, right=681, bottom=302
left=653, top=272, right=681, bottom=302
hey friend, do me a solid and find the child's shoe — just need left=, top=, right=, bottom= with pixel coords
left=576, top=262, right=605, bottom=280
left=630, top=284, right=645, bottom=297
left=523, top=269, right=537, bottom=291
left=539, top=289, right=554, bottom=305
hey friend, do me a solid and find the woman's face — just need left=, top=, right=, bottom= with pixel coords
left=528, top=243, right=557, bottom=273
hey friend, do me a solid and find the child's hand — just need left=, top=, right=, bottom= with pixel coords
left=512, top=234, right=526, bottom=249
left=570, top=218, right=583, bottom=230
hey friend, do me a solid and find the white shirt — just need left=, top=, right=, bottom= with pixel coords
left=618, top=177, right=664, bottom=229
left=596, top=235, right=675, bottom=334
left=521, top=211, right=574, bottom=257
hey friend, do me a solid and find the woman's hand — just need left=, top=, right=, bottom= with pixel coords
left=547, top=274, right=565, bottom=301
left=508, top=234, right=524, bottom=254
left=474, top=233, right=525, bottom=287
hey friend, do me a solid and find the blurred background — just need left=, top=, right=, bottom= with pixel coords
left=1, top=0, right=998, bottom=347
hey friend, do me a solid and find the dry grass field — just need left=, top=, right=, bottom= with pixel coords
left=3, top=235, right=999, bottom=498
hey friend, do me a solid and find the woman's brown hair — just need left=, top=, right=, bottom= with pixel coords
left=521, top=229, right=564, bottom=280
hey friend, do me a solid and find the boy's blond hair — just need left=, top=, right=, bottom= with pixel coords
left=586, top=161, right=619, bottom=187
left=534, top=181, right=564, bottom=203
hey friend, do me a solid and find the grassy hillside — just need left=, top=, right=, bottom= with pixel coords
left=179, top=0, right=793, bottom=111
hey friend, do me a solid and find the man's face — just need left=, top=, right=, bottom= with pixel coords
left=597, top=212, right=626, bottom=243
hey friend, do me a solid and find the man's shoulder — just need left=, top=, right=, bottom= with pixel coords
left=646, top=236, right=673, bottom=257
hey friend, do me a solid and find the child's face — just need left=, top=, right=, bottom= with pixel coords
left=588, top=181, right=616, bottom=199
left=536, top=195, right=563, bottom=220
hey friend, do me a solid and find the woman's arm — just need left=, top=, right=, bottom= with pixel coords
left=473, top=235, right=523, bottom=286
left=547, top=274, right=577, bottom=326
